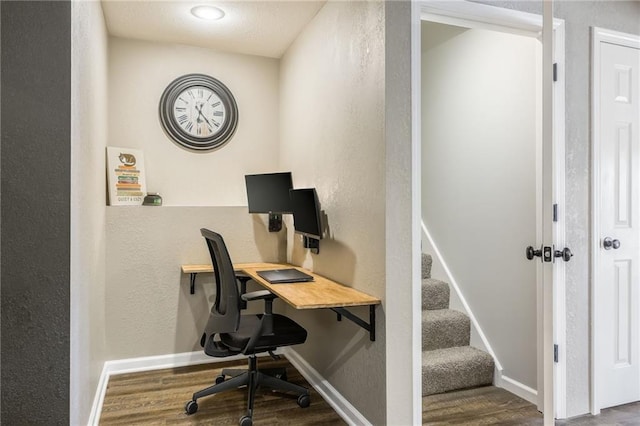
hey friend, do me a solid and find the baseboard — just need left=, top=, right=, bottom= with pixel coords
left=284, top=348, right=371, bottom=426
left=495, top=371, right=538, bottom=405
left=87, top=350, right=279, bottom=426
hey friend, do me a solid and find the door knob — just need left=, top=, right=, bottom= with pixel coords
left=526, top=246, right=542, bottom=260
left=554, top=247, right=573, bottom=262
left=603, top=237, right=621, bottom=250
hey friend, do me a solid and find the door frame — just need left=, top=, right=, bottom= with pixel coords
left=591, top=26, right=640, bottom=416
left=416, top=0, right=566, bottom=421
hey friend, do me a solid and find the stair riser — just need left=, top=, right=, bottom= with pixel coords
left=422, top=253, right=433, bottom=279
left=422, top=316, right=470, bottom=351
left=422, top=347, right=495, bottom=396
left=422, top=280, right=450, bottom=310
left=422, top=362, right=494, bottom=396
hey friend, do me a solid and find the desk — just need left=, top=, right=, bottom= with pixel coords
left=181, top=262, right=381, bottom=341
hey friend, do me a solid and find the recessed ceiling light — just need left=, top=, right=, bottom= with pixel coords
left=191, top=5, right=225, bottom=21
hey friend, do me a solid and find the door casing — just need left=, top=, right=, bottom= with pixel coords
left=416, top=1, right=566, bottom=422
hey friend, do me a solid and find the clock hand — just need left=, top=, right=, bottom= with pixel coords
left=195, top=105, right=214, bottom=128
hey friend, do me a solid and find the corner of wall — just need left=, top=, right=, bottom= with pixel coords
left=70, top=0, right=110, bottom=424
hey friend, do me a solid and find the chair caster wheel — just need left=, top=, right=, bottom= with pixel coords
left=239, top=415, right=252, bottom=426
left=215, top=375, right=225, bottom=384
left=185, top=400, right=198, bottom=415
left=297, top=393, right=311, bottom=408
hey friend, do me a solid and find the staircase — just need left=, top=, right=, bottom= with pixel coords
left=422, top=253, right=494, bottom=396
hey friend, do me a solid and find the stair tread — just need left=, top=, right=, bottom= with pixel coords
left=423, top=345, right=493, bottom=366
left=422, top=277, right=448, bottom=286
left=423, top=308, right=468, bottom=321
left=422, top=278, right=450, bottom=310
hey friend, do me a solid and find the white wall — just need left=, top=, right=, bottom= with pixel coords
left=70, top=1, right=109, bottom=424
left=108, top=37, right=280, bottom=206
left=279, top=2, right=386, bottom=423
left=421, top=22, right=541, bottom=389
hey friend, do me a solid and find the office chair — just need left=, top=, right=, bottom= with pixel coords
left=185, top=229, right=310, bottom=426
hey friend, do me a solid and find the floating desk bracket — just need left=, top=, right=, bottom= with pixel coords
left=189, top=273, right=197, bottom=295
left=330, top=305, right=376, bottom=342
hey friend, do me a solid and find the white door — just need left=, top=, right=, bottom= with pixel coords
left=593, top=29, right=640, bottom=411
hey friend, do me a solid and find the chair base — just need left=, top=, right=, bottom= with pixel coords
left=185, top=355, right=310, bottom=425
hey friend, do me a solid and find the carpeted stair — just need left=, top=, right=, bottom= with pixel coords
left=422, top=253, right=494, bottom=396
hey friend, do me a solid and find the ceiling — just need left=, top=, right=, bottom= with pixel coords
left=101, top=1, right=326, bottom=59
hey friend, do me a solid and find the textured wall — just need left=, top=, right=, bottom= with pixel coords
left=384, top=1, right=419, bottom=423
left=421, top=21, right=541, bottom=389
left=108, top=37, right=280, bottom=206
left=473, top=0, right=640, bottom=416
left=279, top=1, right=387, bottom=424
left=1, top=1, right=71, bottom=423
left=554, top=1, right=640, bottom=416
left=104, top=207, right=285, bottom=360
left=70, top=1, right=109, bottom=424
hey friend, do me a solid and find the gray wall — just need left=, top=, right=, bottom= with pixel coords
left=474, top=0, right=640, bottom=417
left=554, top=1, right=639, bottom=416
left=1, top=1, right=71, bottom=423
left=104, top=207, right=285, bottom=360
left=278, top=2, right=387, bottom=423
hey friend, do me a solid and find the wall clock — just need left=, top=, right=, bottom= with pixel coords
left=159, top=73, right=239, bottom=151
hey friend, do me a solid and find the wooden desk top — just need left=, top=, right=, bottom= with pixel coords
left=181, top=262, right=381, bottom=310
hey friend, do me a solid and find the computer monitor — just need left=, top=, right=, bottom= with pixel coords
left=245, top=172, right=293, bottom=232
left=290, top=188, right=322, bottom=253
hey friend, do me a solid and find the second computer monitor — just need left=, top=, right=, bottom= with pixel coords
left=290, top=188, right=322, bottom=241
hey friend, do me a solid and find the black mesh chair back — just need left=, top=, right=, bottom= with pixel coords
left=201, top=228, right=241, bottom=336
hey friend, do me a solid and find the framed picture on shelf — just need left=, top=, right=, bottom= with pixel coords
left=106, top=147, right=147, bottom=206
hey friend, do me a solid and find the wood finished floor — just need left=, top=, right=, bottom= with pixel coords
left=423, top=386, right=543, bottom=425
left=100, top=357, right=640, bottom=425
left=99, top=357, right=346, bottom=425
left=423, top=386, right=640, bottom=425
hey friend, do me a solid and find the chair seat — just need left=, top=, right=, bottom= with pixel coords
left=220, top=314, right=307, bottom=354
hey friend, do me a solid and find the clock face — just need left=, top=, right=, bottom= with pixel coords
left=159, top=74, right=238, bottom=151
left=172, top=86, right=227, bottom=138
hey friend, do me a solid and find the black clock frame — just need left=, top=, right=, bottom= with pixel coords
left=159, top=73, right=239, bottom=151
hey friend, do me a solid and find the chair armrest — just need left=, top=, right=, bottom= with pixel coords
left=242, top=290, right=278, bottom=353
left=241, top=290, right=277, bottom=302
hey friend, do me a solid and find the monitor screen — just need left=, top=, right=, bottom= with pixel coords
left=245, top=172, right=293, bottom=214
left=290, top=188, right=322, bottom=240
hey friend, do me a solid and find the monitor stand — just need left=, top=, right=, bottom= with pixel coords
left=303, top=236, right=320, bottom=254
left=268, top=213, right=282, bottom=232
